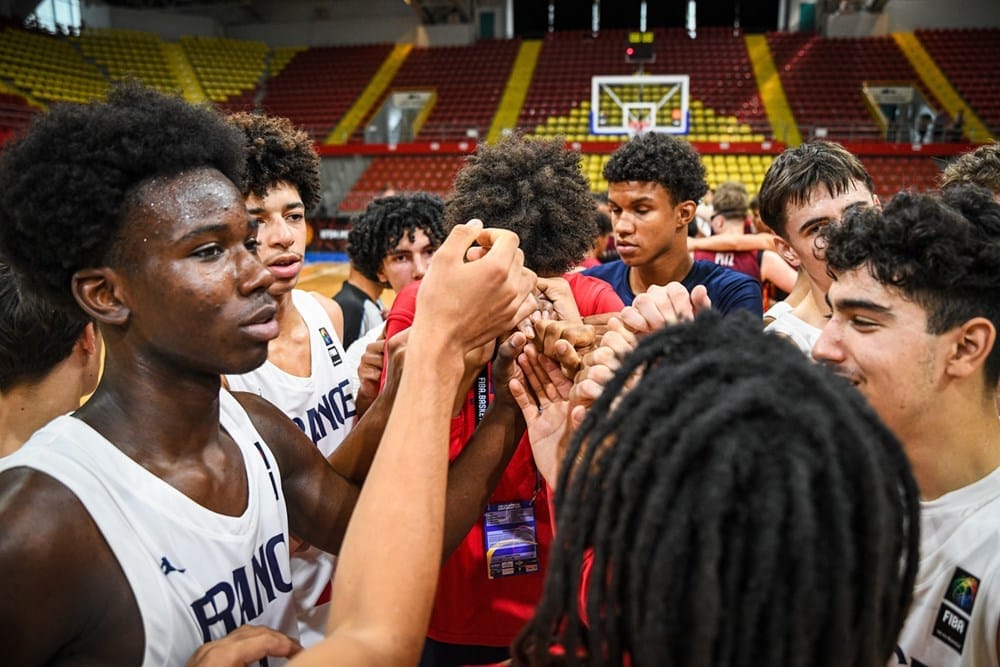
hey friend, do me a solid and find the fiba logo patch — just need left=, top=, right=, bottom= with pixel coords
left=945, top=567, right=980, bottom=614
left=932, top=567, right=980, bottom=654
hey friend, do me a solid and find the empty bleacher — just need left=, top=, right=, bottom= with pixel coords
left=337, top=154, right=466, bottom=214
left=0, top=26, right=109, bottom=103
left=915, top=27, right=1000, bottom=137
left=261, top=44, right=393, bottom=142
left=348, top=39, right=520, bottom=143
left=519, top=27, right=768, bottom=143
left=73, top=28, right=177, bottom=93
left=767, top=32, right=944, bottom=142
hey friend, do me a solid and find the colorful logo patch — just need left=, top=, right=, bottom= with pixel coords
left=318, top=327, right=334, bottom=347
left=946, top=567, right=980, bottom=614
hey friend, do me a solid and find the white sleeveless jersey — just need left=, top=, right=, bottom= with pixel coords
left=225, top=289, right=356, bottom=459
left=0, top=390, right=298, bottom=666
left=225, top=289, right=356, bottom=646
left=892, top=466, right=1000, bottom=667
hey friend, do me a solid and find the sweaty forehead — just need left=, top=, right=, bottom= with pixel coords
left=128, top=168, right=246, bottom=236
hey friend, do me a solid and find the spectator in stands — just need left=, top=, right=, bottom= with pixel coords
left=383, top=135, right=623, bottom=667
left=333, top=264, right=384, bottom=349
left=504, top=311, right=919, bottom=667
left=941, top=141, right=1000, bottom=200
left=757, top=140, right=878, bottom=354
left=812, top=186, right=1000, bottom=666
left=692, top=180, right=797, bottom=299
left=224, top=111, right=364, bottom=647
left=583, top=133, right=762, bottom=316
left=0, top=261, right=102, bottom=456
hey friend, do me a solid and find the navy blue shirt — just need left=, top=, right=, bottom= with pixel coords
left=583, top=259, right=763, bottom=317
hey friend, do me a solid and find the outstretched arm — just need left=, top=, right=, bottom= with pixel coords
left=290, top=221, right=536, bottom=666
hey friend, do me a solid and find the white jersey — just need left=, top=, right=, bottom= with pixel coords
left=764, top=305, right=820, bottom=356
left=892, top=466, right=1000, bottom=667
left=225, top=289, right=356, bottom=459
left=225, top=289, right=356, bottom=646
left=0, top=390, right=298, bottom=666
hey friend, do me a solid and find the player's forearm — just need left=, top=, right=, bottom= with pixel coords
left=442, top=394, right=526, bottom=558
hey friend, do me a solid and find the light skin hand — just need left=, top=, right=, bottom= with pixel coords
left=509, top=343, right=574, bottom=489
left=533, top=318, right=597, bottom=378
left=185, top=624, right=302, bottom=667
left=621, top=282, right=711, bottom=335
left=354, top=330, right=387, bottom=418
left=570, top=317, right=636, bottom=414
left=534, top=276, right=582, bottom=322
left=418, top=220, right=538, bottom=353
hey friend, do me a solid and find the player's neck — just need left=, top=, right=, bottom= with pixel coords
left=631, top=250, right=692, bottom=297
left=905, top=388, right=1000, bottom=501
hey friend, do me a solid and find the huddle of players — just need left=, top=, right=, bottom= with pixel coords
left=1, top=81, right=999, bottom=666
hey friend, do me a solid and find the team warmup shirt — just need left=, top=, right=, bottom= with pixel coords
left=583, top=258, right=763, bottom=316
left=224, top=288, right=356, bottom=646
left=384, top=272, right=624, bottom=647
left=892, top=466, right=1000, bottom=667
left=0, top=390, right=299, bottom=665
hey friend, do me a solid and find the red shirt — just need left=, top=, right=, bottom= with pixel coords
left=383, top=274, right=623, bottom=645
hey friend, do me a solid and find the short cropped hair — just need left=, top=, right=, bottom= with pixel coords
left=940, top=142, right=1000, bottom=195
left=348, top=193, right=447, bottom=286
left=446, top=136, right=596, bottom=276
left=603, top=133, right=708, bottom=206
left=822, top=186, right=1000, bottom=388
left=712, top=181, right=750, bottom=220
left=228, top=112, right=322, bottom=211
left=512, top=311, right=920, bottom=667
left=0, top=82, right=246, bottom=311
left=0, top=261, right=90, bottom=392
left=757, top=141, right=873, bottom=239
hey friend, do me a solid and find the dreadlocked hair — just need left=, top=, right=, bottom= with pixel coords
left=227, top=111, right=321, bottom=211
left=512, top=311, right=920, bottom=667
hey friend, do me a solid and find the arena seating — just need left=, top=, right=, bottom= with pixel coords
left=520, top=27, right=768, bottom=143
left=346, top=39, right=520, bottom=143
left=180, top=35, right=269, bottom=103
left=0, top=26, right=108, bottom=103
left=915, top=27, right=1000, bottom=137
left=767, top=32, right=944, bottom=141
left=861, top=156, right=942, bottom=196
left=261, top=44, right=393, bottom=142
left=73, top=28, right=177, bottom=93
left=337, top=155, right=466, bottom=214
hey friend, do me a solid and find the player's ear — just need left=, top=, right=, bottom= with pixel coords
left=72, top=268, right=131, bottom=327
left=945, top=317, right=995, bottom=383
left=675, top=200, right=698, bottom=228
left=772, top=235, right=801, bottom=268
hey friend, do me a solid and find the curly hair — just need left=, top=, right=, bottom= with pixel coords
left=0, top=261, right=91, bottom=392
left=821, top=185, right=1000, bottom=389
left=227, top=112, right=321, bottom=211
left=602, top=133, right=708, bottom=206
left=0, top=82, right=246, bottom=311
left=348, top=193, right=447, bottom=286
left=445, top=136, right=596, bottom=276
left=940, top=142, right=1000, bottom=194
left=511, top=311, right=920, bottom=667
left=757, top=140, right=873, bottom=239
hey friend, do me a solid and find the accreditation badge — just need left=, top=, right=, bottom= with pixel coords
left=484, top=500, right=539, bottom=579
